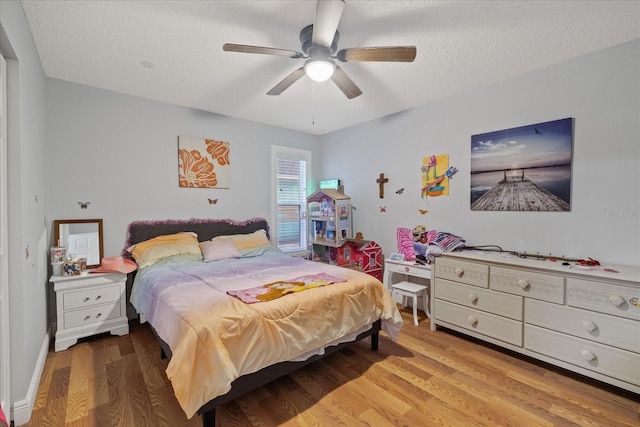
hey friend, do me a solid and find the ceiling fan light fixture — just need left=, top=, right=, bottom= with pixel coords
left=304, top=58, right=335, bottom=82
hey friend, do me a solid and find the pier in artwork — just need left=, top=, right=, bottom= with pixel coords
left=471, top=170, right=569, bottom=211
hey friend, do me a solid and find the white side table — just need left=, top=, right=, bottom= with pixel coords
left=50, top=272, right=129, bottom=352
left=383, top=259, right=432, bottom=319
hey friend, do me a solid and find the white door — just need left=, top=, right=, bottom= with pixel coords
left=67, top=232, right=100, bottom=265
left=0, top=52, right=11, bottom=421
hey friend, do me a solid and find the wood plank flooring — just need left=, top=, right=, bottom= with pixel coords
left=25, top=310, right=639, bottom=426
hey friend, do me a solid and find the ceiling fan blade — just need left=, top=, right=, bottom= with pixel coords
left=336, top=46, right=417, bottom=62
left=267, top=67, right=306, bottom=96
left=312, top=0, right=345, bottom=47
left=331, top=65, right=362, bottom=99
left=223, top=43, right=304, bottom=58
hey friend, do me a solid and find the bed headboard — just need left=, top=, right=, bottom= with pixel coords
left=124, top=217, right=270, bottom=249
left=122, top=217, right=270, bottom=319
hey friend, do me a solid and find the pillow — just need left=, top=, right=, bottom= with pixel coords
left=212, top=229, right=271, bottom=257
left=130, top=232, right=202, bottom=268
left=200, top=239, right=241, bottom=262
left=396, top=227, right=416, bottom=261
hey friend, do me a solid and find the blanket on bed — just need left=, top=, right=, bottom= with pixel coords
left=131, top=249, right=402, bottom=418
left=227, top=272, right=345, bottom=303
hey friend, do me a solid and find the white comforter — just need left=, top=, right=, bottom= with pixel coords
left=130, top=249, right=402, bottom=418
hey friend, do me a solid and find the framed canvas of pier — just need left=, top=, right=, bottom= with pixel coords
left=470, top=118, right=573, bottom=211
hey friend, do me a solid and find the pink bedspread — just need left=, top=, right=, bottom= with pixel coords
left=131, top=250, right=402, bottom=418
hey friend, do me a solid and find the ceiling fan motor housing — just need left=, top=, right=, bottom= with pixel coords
left=300, top=24, right=339, bottom=58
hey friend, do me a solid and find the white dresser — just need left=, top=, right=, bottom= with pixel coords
left=51, top=272, right=129, bottom=352
left=431, top=251, right=640, bottom=394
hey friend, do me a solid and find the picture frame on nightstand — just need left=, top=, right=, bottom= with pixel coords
left=389, top=252, right=405, bottom=261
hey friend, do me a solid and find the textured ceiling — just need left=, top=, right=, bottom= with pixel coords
left=20, top=0, right=640, bottom=135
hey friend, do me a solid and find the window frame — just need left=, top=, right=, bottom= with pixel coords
left=270, top=145, right=312, bottom=254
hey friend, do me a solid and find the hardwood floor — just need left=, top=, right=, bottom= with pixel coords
left=26, top=309, right=639, bottom=426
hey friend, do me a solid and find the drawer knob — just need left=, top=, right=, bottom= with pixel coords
left=608, top=294, right=625, bottom=307
left=96, top=295, right=102, bottom=300
left=404, top=267, right=410, bottom=273
left=84, top=315, right=90, bottom=321
left=582, top=320, right=598, bottom=332
left=518, top=279, right=530, bottom=290
left=83, top=297, right=90, bottom=302
left=455, top=267, right=464, bottom=277
left=581, top=349, right=597, bottom=362
left=96, top=313, right=102, bottom=318
left=468, top=293, right=479, bottom=304
left=468, top=315, right=478, bottom=326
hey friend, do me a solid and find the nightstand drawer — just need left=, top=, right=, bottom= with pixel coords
left=526, top=299, right=640, bottom=353
left=436, top=279, right=523, bottom=320
left=435, top=299, right=522, bottom=346
left=435, top=258, right=488, bottom=288
left=64, top=302, right=122, bottom=329
left=63, top=285, right=122, bottom=310
left=491, top=266, right=564, bottom=304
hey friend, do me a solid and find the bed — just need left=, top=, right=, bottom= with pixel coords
left=125, top=218, right=403, bottom=426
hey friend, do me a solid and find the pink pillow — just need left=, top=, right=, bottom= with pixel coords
left=396, top=228, right=416, bottom=261
left=200, top=239, right=241, bottom=262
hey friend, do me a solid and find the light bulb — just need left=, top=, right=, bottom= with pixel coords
left=304, top=59, right=335, bottom=82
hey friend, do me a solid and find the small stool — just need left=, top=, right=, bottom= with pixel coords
left=391, top=281, right=430, bottom=326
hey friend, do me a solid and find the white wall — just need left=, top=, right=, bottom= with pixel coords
left=46, top=80, right=319, bottom=259
left=318, top=39, right=640, bottom=267
left=0, top=1, right=50, bottom=424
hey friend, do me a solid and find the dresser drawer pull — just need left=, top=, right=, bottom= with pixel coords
left=468, top=315, right=478, bottom=326
left=84, top=315, right=90, bottom=321
left=96, top=313, right=102, bottom=318
left=581, top=349, right=597, bottom=362
left=518, top=279, right=530, bottom=290
left=96, top=295, right=102, bottom=300
left=468, top=293, right=479, bottom=304
left=582, top=320, right=598, bottom=332
left=404, top=266, right=410, bottom=273
left=455, top=267, right=464, bottom=277
left=608, top=294, right=625, bottom=307
left=83, top=297, right=90, bottom=302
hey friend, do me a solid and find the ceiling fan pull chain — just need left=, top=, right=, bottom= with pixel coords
left=312, top=82, right=316, bottom=126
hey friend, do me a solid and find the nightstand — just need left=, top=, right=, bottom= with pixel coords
left=50, top=272, right=129, bottom=352
left=383, top=259, right=432, bottom=319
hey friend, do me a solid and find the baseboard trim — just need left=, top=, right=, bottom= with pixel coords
left=12, top=331, right=49, bottom=426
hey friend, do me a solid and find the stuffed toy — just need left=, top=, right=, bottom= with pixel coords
left=411, top=225, right=429, bottom=261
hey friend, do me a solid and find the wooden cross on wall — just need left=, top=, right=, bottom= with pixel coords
left=377, top=173, right=389, bottom=198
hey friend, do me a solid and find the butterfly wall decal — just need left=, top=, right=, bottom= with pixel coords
left=379, top=206, right=386, bottom=213
left=418, top=209, right=429, bottom=215
left=396, top=188, right=404, bottom=195
left=78, top=202, right=90, bottom=209
left=208, top=198, right=218, bottom=205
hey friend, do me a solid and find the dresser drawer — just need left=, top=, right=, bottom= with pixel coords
left=491, top=266, right=564, bottom=304
left=63, top=284, right=122, bottom=310
left=435, top=258, right=488, bottom=288
left=64, top=302, right=122, bottom=329
left=435, top=279, right=523, bottom=320
left=435, top=300, right=522, bottom=346
left=567, top=278, right=640, bottom=321
left=525, top=325, right=640, bottom=387
left=526, top=299, right=640, bottom=353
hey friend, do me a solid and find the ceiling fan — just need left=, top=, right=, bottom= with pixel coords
left=223, top=0, right=417, bottom=99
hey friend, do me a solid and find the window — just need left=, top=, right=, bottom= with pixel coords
left=271, top=146, right=311, bottom=253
